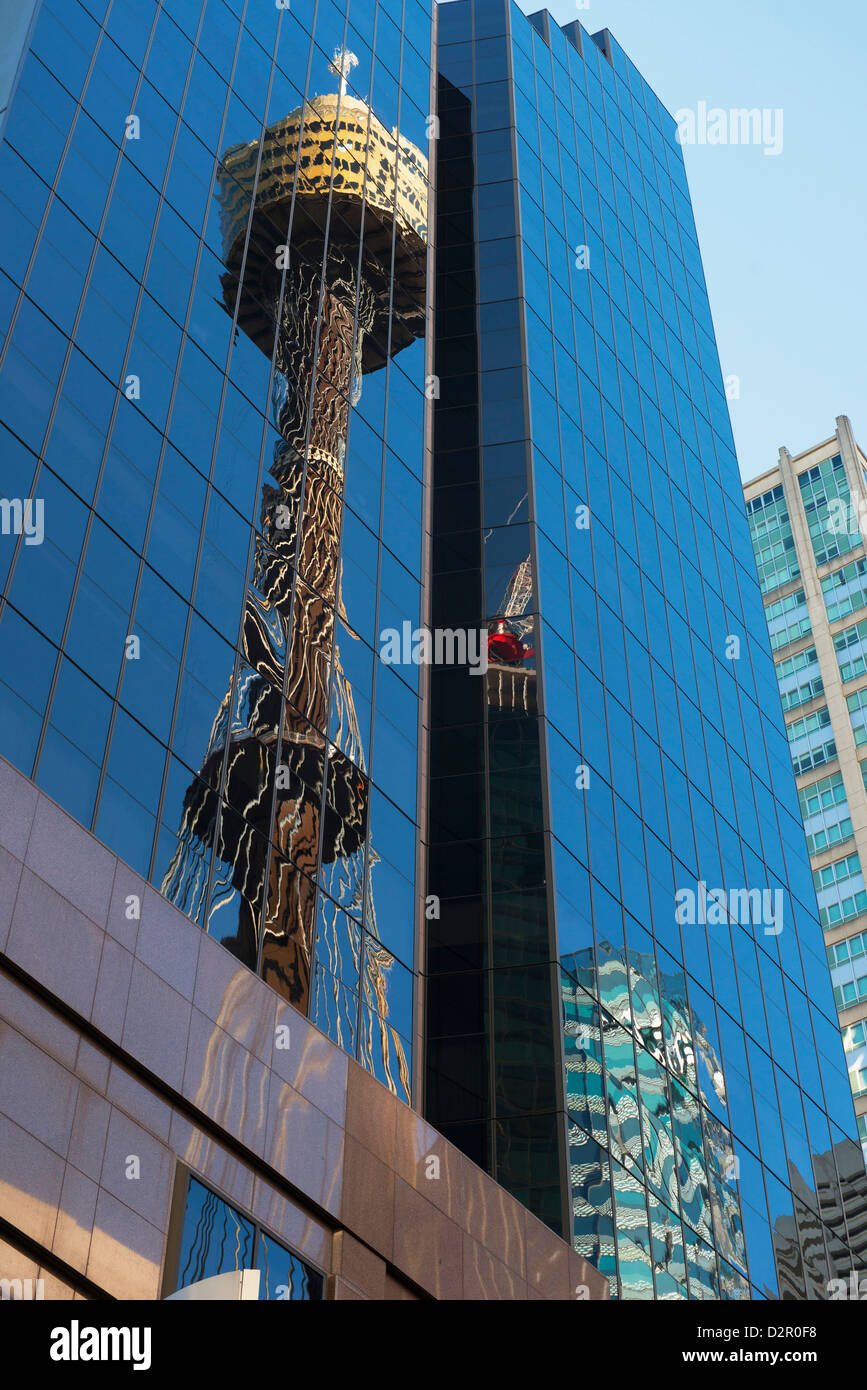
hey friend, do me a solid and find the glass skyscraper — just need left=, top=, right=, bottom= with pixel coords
left=425, top=0, right=865, bottom=1299
left=0, top=0, right=863, bottom=1304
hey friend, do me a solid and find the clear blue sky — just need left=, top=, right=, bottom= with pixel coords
left=517, top=0, right=867, bottom=481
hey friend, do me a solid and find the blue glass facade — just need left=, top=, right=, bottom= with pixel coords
left=0, top=0, right=431, bottom=1101
left=0, top=0, right=864, bottom=1305
left=426, top=0, right=864, bottom=1299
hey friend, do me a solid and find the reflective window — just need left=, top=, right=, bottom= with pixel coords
left=836, top=618, right=867, bottom=683
left=813, top=853, right=867, bottom=930
left=798, top=455, right=858, bottom=567
left=168, top=1174, right=323, bottom=1300
left=775, top=644, right=823, bottom=713
left=798, top=771, right=852, bottom=855
left=746, top=484, right=799, bottom=595
left=847, top=686, right=867, bottom=748
left=765, top=587, right=811, bottom=652
left=786, top=706, right=836, bottom=776
left=822, top=556, right=867, bottom=623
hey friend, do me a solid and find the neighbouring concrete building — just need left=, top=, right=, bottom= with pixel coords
left=745, top=417, right=867, bottom=1171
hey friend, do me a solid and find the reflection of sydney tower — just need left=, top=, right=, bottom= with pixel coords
left=163, top=51, right=427, bottom=1015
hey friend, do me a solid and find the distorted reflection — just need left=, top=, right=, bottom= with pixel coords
left=566, top=930, right=867, bottom=1298
left=162, top=49, right=427, bottom=1096
left=172, top=1174, right=322, bottom=1300
left=771, top=1138, right=867, bottom=1298
left=486, top=548, right=536, bottom=714
left=563, top=946, right=748, bottom=1299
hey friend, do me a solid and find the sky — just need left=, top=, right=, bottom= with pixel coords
left=514, top=0, right=867, bottom=482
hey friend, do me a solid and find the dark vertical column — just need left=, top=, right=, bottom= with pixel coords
left=426, top=69, right=490, bottom=1173
left=425, top=0, right=569, bottom=1236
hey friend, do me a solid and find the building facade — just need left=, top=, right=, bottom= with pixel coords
left=425, top=1, right=865, bottom=1299
left=745, top=418, right=867, bottom=1172
left=0, top=0, right=610, bottom=1305
left=0, top=0, right=862, bottom=1302
left=0, top=0, right=432, bottom=1095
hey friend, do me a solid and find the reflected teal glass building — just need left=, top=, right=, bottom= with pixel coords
left=425, top=0, right=866, bottom=1299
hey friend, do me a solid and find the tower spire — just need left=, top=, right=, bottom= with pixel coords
left=329, top=46, right=358, bottom=98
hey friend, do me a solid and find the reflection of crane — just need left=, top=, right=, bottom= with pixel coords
left=501, top=555, right=533, bottom=624
left=489, top=555, right=535, bottom=664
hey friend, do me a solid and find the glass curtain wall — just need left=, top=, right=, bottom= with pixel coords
left=427, top=0, right=864, bottom=1300
left=0, top=0, right=432, bottom=1098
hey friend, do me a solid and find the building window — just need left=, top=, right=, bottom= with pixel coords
left=835, top=618, right=867, bottom=684
left=848, top=687, right=867, bottom=747
left=827, top=929, right=867, bottom=970
left=746, top=485, right=800, bottom=595
left=798, top=455, right=858, bottom=567
left=775, top=644, right=823, bottom=712
left=814, top=852, right=867, bottom=929
left=833, top=975, right=867, bottom=1012
left=787, top=706, right=836, bottom=775
left=822, top=556, right=867, bottom=623
left=843, top=1020, right=867, bottom=1102
left=850, top=1068, right=867, bottom=1099
left=765, top=588, right=811, bottom=652
left=799, top=770, right=852, bottom=855
left=164, top=1173, right=324, bottom=1301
